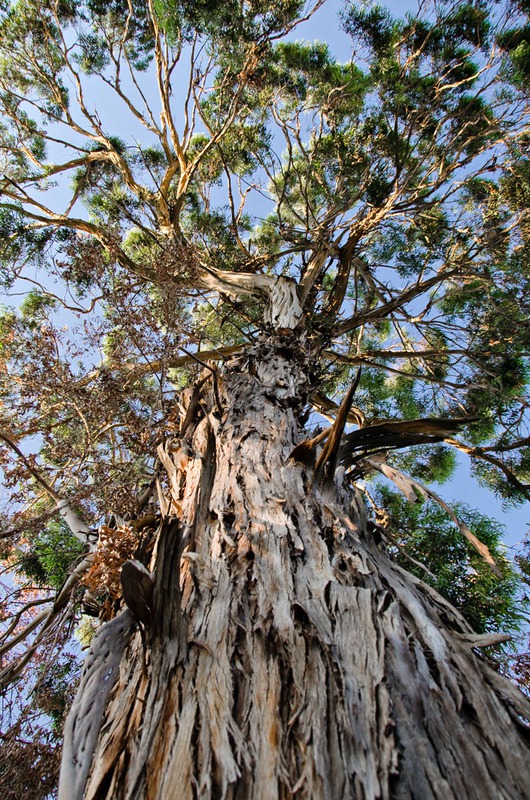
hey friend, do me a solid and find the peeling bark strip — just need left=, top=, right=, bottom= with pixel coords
left=61, top=337, right=530, bottom=800
left=196, top=268, right=303, bottom=329
left=59, top=610, right=134, bottom=800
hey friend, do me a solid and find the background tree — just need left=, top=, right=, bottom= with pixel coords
left=0, top=0, right=529, bottom=797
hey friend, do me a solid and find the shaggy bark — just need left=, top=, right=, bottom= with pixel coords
left=60, top=335, right=530, bottom=800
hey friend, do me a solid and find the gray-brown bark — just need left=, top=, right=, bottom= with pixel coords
left=59, top=334, right=530, bottom=800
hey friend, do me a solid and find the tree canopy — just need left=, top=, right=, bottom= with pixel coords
left=0, top=0, right=530, bottom=794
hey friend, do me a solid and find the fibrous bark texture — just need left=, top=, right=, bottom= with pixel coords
left=60, top=335, right=530, bottom=800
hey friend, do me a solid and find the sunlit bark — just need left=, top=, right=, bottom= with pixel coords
left=60, top=336, right=530, bottom=800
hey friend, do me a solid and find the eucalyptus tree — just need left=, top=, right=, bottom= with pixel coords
left=0, top=0, right=530, bottom=798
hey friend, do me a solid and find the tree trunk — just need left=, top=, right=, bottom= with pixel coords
left=59, top=335, right=530, bottom=800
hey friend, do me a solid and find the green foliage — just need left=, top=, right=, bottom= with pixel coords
left=19, top=290, right=57, bottom=328
left=391, top=444, right=457, bottom=485
left=497, top=1, right=530, bottom=88
left=14, top=520, right=85, bottom=590
left=0, top=1, right=68, bottom=113
left=154, top=0, right=306, bottom=46
left=343, top=5, right=396, bottom=53
left=0, top=207, right=53, bottom=284
left=81, top=0, right=154, bottom=71
left=376, top=486, right=525, bottom=635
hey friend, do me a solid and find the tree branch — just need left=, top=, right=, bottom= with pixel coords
left=0, top=431, right=92, bottom=543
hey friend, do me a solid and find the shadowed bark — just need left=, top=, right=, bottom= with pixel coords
left=59, top=335, right=530, bottom=800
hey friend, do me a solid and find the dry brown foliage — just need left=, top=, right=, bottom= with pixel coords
left=81, top=524, right=141, bottom=619
left=0, top=730, right=61, bottom=800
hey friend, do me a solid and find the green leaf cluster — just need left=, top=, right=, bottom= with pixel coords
left=14, top=519, right=85, bottom=591
left=376, top=486, right=526, bottom=636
